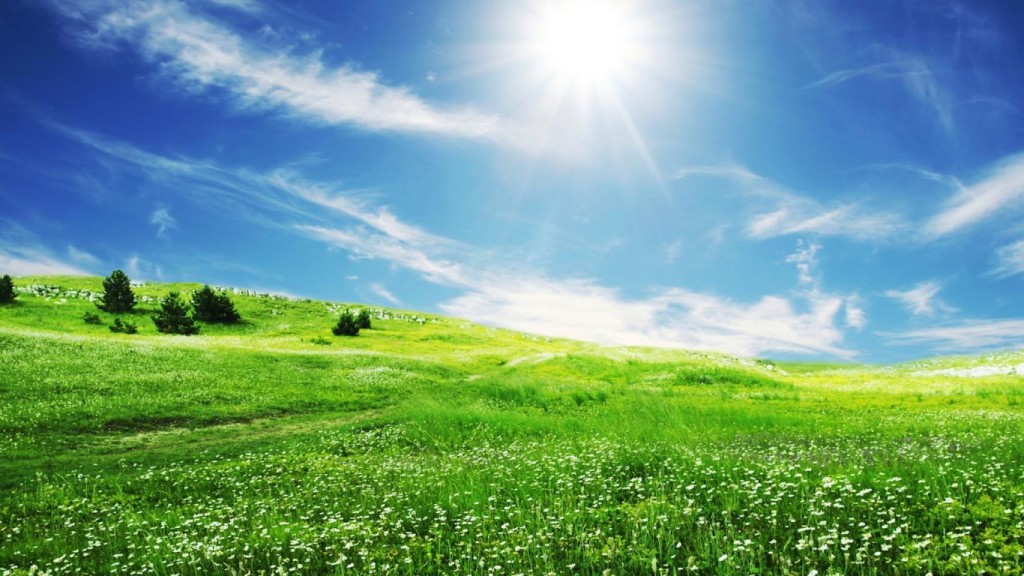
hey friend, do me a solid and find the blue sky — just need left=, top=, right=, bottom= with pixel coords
left=2, top=0, right=1024, bottom=362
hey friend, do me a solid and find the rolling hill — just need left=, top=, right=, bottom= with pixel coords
left=1, top=276, right=1022, bottom=575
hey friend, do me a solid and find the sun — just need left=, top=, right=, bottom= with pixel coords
left=530, top=0, right=642, bottom=87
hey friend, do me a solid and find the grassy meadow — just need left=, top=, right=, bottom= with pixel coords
left=1, top=276, right=1023, bottom=575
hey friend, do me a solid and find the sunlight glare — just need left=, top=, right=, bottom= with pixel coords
left=534, top=0, right=640, bottom=85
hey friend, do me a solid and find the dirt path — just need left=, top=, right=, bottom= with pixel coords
left=505, top=352, right=562, bottom=367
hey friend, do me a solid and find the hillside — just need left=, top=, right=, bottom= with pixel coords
left=1, top=276, right=1023, bottom=575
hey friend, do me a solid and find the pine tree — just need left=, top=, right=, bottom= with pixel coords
left=0, top=274, right=16, bottom=304
left=98, top=270, right=137, bottom=313
left=332, top=309, right=360, bottom=336
left=192, top=285, right=241, bottom=324
left=152, top=291, right=199, bottom=335
left=109, top=318, right=138, bottom=334
left=356, top=308, right=372, bottom=330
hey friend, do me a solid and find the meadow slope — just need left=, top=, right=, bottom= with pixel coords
left=1, top=276, right=1023, bottom=575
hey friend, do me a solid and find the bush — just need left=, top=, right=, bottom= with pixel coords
left=109, top=318, right=138, bottom=334
left=332, top=309, right=360, bottom=336
left=192, top=285, right=241, bottom=324
left=152, top=291, right=199, bottom=335
left=83, top=311, right=103, bottom=325
left=356, top=308, right=372, bottom=330
left=0, top=274, right=17, bottom=304
left=98, top=270, right=137, bottom=313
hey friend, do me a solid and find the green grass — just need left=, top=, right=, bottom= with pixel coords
left=1, top=276, right=1023, bottom=575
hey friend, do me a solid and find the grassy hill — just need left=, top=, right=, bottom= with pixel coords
left=1, top=276, right=1023, bottom=575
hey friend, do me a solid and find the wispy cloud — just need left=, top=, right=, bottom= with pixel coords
left=673, top=164, right=904, bottom=241
left=45, top=0, right=501, bottom=139
left=663, top=239, right=683, bottom=264
left=883, top=319, right=1024, bottom=352
left=924, top=152, right=1024, bottom=237
left=304, top=222, right=857, bottom=357
left=125, top=255, right=163, bottom=281
left=785, top=240, right=821, bottom=286
left=884, top=281, right=955, bottom=317
left=991, top=239, right=1024, bottom=278
left=67, top=245, right=101, bottom=267
left=150, top=207, right=177, bottom=236
left=300, top=225, right=470, bottom=287
left=0, top=219, right=94, bottom=276
left=203, top=0, right=260, bottom=12
left=368, top=283, right=401, bottom=306
left=0, top=244, right=91, bottom=276
left=855, top=162, right=967, bottom=195
left=46, top=121, right=336, bottom=229
left=747, top=204, right=901, bottom=240
left=47, top=123, right=859, bottom=358
left=442, top=280, right=854, bottom=358
left=808, top=48, right=954, bottom=135
left=844, top=295, right=867, bottom=330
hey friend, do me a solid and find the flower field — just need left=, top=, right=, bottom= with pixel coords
left=1, top=277, right=1022, bottom=575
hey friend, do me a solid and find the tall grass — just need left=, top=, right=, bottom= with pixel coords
left=2, top=277, right=1023, bottom=575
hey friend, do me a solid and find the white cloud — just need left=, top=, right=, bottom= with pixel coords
left=447, top=283, right=854, bottom=358
left=299, top=225, right=470, bottom=287
left=46, top=0, right=501, bottom=139
left=673, top=164, right=904, bottom=241
left=125, top=255, right=163, bottom=281
left=50, top=123, right=859, bottom=358
left=883, top=319, right=1024, bottom=352
left=884, top=281, right=955, bottom=317
left=203, top=0, right=260, bottom=12
left=808, top=48, right=954, bottom=135
left=124, top=256, right=142, bottom=279
left=151, top=207, right=177, bottom=236
left=303, top=223, right=856, bottom=358
left=991, top=239, right=1024, bottom=278
left=924, top=152, right=1024, bottom=237
left=844, top=295, right=867, bottom=330
left=785, top=240, right=821, bottom=286
left=368, top=283, right=401, bottom=306
left=0, top=245, right=91, bottom=276
left=747, top=204, right=902, bottom=241
left=67, top=245, right=101, bottom=267
left=0, top=220, right=93, bottom=276
left=664, top=239, right=683, bottom=264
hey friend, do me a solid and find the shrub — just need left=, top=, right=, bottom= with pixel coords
left=152, top=291, right=199, bottom=335
left=98, top=270, right=137, bottom=313
left=332, top=309, right=360, bottom=336
left=191, top=285, right=241, bottom=324
left=83, top=311, right=103, bottom=325
left=109, top=318, right=138, bottom=334
left=356, top=308, right=372, bottom=330
left=0, top=274, right=17, bottom=304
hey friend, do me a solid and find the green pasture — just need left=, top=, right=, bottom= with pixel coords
left=1, top=276, right=1022, bottom=575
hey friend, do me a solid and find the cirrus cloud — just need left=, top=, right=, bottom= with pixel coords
left=45, top=0, right=502, bottom=139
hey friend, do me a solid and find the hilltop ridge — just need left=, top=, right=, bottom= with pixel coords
left=1, top=274, right=778, bottom=370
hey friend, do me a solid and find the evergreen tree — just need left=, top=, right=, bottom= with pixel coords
left=356, top=308, right=372, bottom=330
left=110, top=318, right=138, bottom=334
left=191, top=285, right=241, bottom=324
left=98, top=270, right=137, bottom=313
left=152, top=291, right=199, bottom=335
left=332, top=309, right=360, bottom=336
left=0, top=274, right=16, bottom=304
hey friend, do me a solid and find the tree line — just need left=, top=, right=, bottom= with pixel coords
left=1, top=271, right=371, bottom=337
